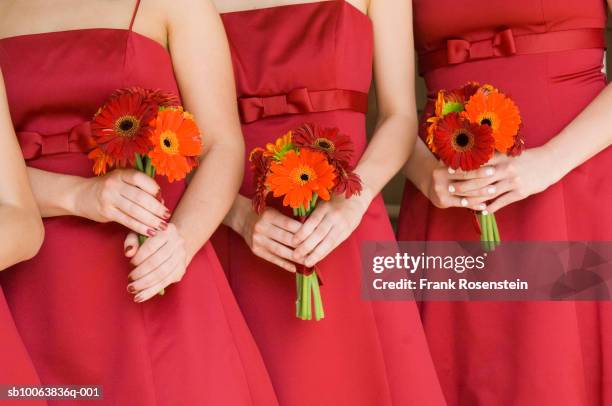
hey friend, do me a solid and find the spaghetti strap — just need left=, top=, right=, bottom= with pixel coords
left=128, top=0, right=142, bottom=31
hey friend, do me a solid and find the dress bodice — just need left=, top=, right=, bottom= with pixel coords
left=221, top=0, right=373, bottom=100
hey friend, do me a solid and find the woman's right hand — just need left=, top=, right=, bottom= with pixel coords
left=226, top=196, right=303, bottom=273
left=425, top=162, right=498, bottom=212
left=77, top=169, right=170, bottom=236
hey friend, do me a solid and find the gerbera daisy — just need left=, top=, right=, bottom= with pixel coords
left=264, top=132, right=294, bottom=160
left=249, top=148, right=273, bottom=214
left=266, top=149, right=336, bottom=209
left=148, top=108, right=202, bottom=183
left=88, top=147, right=115, bottom=176
left=92, top=90, right=157, bottom=166
left=292, top=123, right=354, bottom=164
left=111, top=87, right=180, bottom=109
left=433, top=113, right=494, bottom=171
left=464, top=91, right=521, bottom=153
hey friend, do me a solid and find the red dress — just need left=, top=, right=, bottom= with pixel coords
left=0, top=289, right=46, bottom=405
left=0, top=3, right=278, bottom=405
left=399, top=0, right=611, bottom=404
left=214, top=1, right=445, bottom=405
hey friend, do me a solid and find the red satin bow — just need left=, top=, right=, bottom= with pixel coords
left=238, top=87, right=368, bottom=124
left=17, top=121, right=96, bottom=161
left=446, top=28, right=517, bottom=65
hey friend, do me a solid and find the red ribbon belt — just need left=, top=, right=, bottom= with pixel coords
left=238, top=87, right=368, bottom=124
left=418, top=28, right=605, bottom=74
left=17, top=121, right=96, bottom=161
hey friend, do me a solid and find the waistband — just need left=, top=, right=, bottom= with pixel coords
left=238, top=87, right=368, bottom=124
left=418, top=28, right=605, bottom=74
left=16, top=122, right=95, bottom=160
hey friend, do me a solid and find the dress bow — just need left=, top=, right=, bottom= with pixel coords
left=17, top=121, right=96, bottom=161
left=446, top=28, right=517, bottom=65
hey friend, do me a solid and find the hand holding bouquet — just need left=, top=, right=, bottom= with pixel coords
left=424, top=83, right=524, bottom=251
left=88, top=87, right=203, bottom=292
left=250, top=123, right=362, bottom=320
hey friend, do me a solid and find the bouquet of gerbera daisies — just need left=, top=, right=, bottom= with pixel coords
left=424, top=83, right=524, bottom=251
left=250, top=123, right=362, bottom=321
left=88, top=87, right=203, bottom=290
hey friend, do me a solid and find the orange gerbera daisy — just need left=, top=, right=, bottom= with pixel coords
left=266, top=149, right=336, bottom=209
left=88, top=147, right=115, bottom=176
left=464, top=91, right=521, bottom=153
left=264, top=132, right=294, bottom=159
left=433, top=113, right=495, bottom=171
left=148, top=108, right=202, bottom=182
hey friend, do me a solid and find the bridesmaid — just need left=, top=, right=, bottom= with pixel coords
left=0, top=70, right=46, bottom=405
left=0, top=0, right=277, bottom=404
left=213, top=0, right=445, bottom=405
left=401, top=0, right=612, bottom=404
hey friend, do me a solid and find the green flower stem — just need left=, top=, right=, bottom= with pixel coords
left=312, top=273, right=325, bottom=321
left=295, top=273, right=303, bottom=317
left=135, top=153, right=144, bottom=172
left=492, top=214, right=501, bottom=245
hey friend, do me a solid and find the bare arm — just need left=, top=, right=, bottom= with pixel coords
left=355, top=0, right=417, bottom=201
left=126, top=0, right=245, bottom=300
left=0, top=70, right=44, bottom=269
left=166, top=0, right=244, bottom=263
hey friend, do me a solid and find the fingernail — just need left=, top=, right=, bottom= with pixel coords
left=134, top=294, right=144, bottom=303
left=448, top=167, right=456, bottom=174
left=461, top=198, right=468, bottom=207
left=159, top=222, right=168, bottom=231
left=482, top=210, right=489, bottom=215
left=485, top=167, right=495, bottom=177
left=124, top=245, right=133, bottom=254
left=163, top=210, right=171, bottom=220
left=127, top=285, right=136, bottom=294
left=155, top=190, right=163, bottom=201
left=147, top=229, right=157, bottom=237
left=478, top=203, right=487, bottom=211
left=487, top=186, right=496, bottom=195
left=448, top=185, right=456, bottom=193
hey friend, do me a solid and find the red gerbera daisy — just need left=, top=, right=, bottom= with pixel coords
left=112, top=87, right=180, bottom=109
left=249, top=148, right=273, bottom=214
left=92, top=90, right=157, bottom=166
left=433, top=113, right=494, bottom=171
left=292, top=123, right=354, bottom=164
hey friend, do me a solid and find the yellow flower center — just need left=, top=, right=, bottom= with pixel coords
left=114, top=115, right=140, bottom=138
left=314, top=137, right=335, bottom=153
left=290, top=165, right=317, bottom=186
left=160, top=130, right=180, bottom=155
left=478, top=113, right=498, bottom=132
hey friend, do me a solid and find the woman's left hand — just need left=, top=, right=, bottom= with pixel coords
left=124, top=223, right=187, bottom=302
left=449, top=147, right=560, bottom=213
left=291, top=191, right=372, bottom=268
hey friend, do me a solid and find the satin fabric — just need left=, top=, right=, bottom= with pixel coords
left=399, top=0, right=612, bottom=404
left=213, top=1, right=446, bottom=405
left=0, top=22, right=278, bottom=406
left=0, top=289, right=46, bottom=406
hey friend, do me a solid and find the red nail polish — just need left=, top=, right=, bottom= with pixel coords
left=155, top=190, right=163, bottom=201
left=159, top=222, right=168, bottom=231
left=127, top=285, right=136, bottom=294
left=147, top=229, right=157, bottom=237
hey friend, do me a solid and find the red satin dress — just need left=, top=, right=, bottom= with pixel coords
left=399, top=0, right=612, bottom=404
left=214, top=1, right=445, bottom=405
left=0, top=289, right=46, bottom=406
left=0, top=4, right=278, bottom=405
